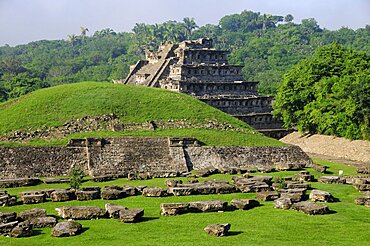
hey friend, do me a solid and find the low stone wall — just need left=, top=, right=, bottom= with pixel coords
left=0, top=147, right=88, bottom=178
left=0, top=137, right=312, bottom=178
left=186, top=146, right=312, bottom=170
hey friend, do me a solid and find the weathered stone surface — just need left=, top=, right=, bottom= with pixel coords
left=167, top=187, right=194, bottom=196
left=309, top=190, right=335, bottom=202
left=21, top=193, right=46, bottom=204
left=204, top=223, right=231, bottom=237
left=105, top=203, right=128, bottom=219
left=122, top=186, right=137, bottom=196
left=165, top=179, right=183, bottom=187
left=275, top=162, right=305, bottom=171
left=311, top=163, right=327, bottom=173
left=274, top=197, right=292, bottom=209
left=292, top=201, right=330, bottom=215
left=230, top=199, right=259, bottom=210
left=10, top=221, right=33, bottom=238
left=20, top=189, right=55, bottom=198
left=92, top=175, right=118, bottom=182
left=0, top=221, right=19, bottom=234
left=220, top=167, right=239, bottom=175
left=101, top=188, right=125, bottom=200
left=196, top=168, right=219, bottom=177
left=285, top=182, right=311, bottom=190
left=279, top=188, right=306, bottom=202
left=0, top=178, right=41, bottom=188
left=0, top=194, right=17, bottom=206
left=28, top=216, right=57, bottom=228
left=51, top=189, right=76, bottom=202
left=19, top=208, right=46, bottom=221
left=189, top=200, right=227, bottom=212
left=234, top=177, right=271, bottom=193
left=357, top=166, right=370, bottom=174
left=256, top=191, right=279, bottom=201
left=135, top=186, right=147, bottom=195
left=52, top=221, right=82, bottom=237
left=75, top=190, right=101, bottom=200
left=319, top=176, right=346, bottom=184
left=142, top=187, right=167, bottom=197
left=56, top=206, right=106, bottom=220
left=119, top=208, right=144, bottom=223
left=160, top=203, right=189, bottom=216
left=292, top=171, right=314, bottom=182
left=0, top=212, right=17, bottom=224
left=353, top=184, right=370, bottom=191
left=43, top=178, right=70, bottom=184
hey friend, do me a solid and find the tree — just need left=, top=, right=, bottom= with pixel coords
left=284, top=14, right=294, bottom=23
left=80, top=26, right=89, bottom=37
left=273, top=44, right=370, bottom=140
left=182, top=17, right=198, bottom=39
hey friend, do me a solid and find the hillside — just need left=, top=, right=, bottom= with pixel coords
left=0, top=82, right=284, bottom=146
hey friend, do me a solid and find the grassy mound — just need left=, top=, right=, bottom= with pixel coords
left=0, top=82, right=283, bottom=146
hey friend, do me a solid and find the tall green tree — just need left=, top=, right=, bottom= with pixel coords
left=273, top=44, right=370, bottom=140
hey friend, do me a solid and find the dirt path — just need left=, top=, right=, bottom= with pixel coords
left=280, top=132, right=370, bottom=165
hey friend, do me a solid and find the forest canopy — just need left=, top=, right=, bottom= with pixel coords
left=0, top=10, right=369, bottom=103
left=273, top=44, right=370, bottom=140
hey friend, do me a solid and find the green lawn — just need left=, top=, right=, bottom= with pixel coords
left=1, top=159, right=369, bottom=246
left=0, top=82, right=283, bottom=147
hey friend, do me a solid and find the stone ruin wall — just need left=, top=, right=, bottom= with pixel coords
left=0, top=146, right=88, bottom=178
left=0, top=137, right=312, bottom=178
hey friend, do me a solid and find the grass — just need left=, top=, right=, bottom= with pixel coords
left=0, top=159, right=369, bottom=246
left=0, top=82, right=283, bottom=147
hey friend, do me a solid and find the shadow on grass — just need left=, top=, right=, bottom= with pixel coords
left=32, top=229, right=44, bottom=236
left=80, top=227, right=90, bottom=234
left=141, top=217, right=159, bottom=222
left=227, top=231, right=243, bottom=236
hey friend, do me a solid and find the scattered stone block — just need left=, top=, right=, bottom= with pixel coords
left=279, top=188, right=306, bottom=202
left=285, top=182, right=311, bottom=189
left=142, top=187, right=167, bottom=197
left=105, top=203, right=128, bottom=219
left=43, top=178, right=70, bottom=184
left=19, top=208, right=46, bottom=221
left=356, top=166, right=370, bottom=174
left=256, top=191, right=279, bottom=201
left=196, top=168, right=218, bottom=177
left=204, top=223, right=231, bottom=237
left=0, top=221, right=19, bottom=235
left=292, top=201, right=330, bottom=215
left=275, top=162, right=304, bottom=171
left=309, top=190, right=335, bottom=202
left=257, top=166, right=275, bottom=173
left=311, top=164, right=327, bottom=173
left=75, top=190, right=101, bottom=200
left=0, top=194, right=17, bottom=206
left=220, top=167, right=239, bottom=175
left=230, top=199, right=259, bottom=210
left=0, top=212, right=17, bottom=224
left=274, top=197, right=293, bottom=209
left=160, top=203, right=189, bottom=216
left=122, top=186, right=137, bottom=196
left=319, top=176, right=346, bottom=184
left=135, top=186, right=147, bottom=195
left=165, top=179, right=183, bottom=187
left=189, top=200, right=228, bottom=212
left=51, top=189, right=76, bottom=202
left=28, top=216, right=57, bottom=228
left=52, top=221, right=82, bottom=237
left=21, top=193, right=46, bottom=204
left=167, top=187, right=194, bottom=196
left=0, top=178, right=41, bottom=188
left=10, top=221, right=32, bottom=238
left=55, top=206, right=106, bottom=220
left=292, top=171, right=314, bottom=182
left=119, top=208, right=144, bottom=223
left=101, top=188, right=125, bottom=200
left=92, top=175, right=118, bottom=182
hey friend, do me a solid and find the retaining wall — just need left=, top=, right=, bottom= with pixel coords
left=0, top=137, right=312, bottom=178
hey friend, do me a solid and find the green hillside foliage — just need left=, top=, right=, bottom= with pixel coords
left=273, top=44, right=370, bottom=140
left=0, top=82, right=283, bottom=146
left=0, top=11, right=369, bottom=102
